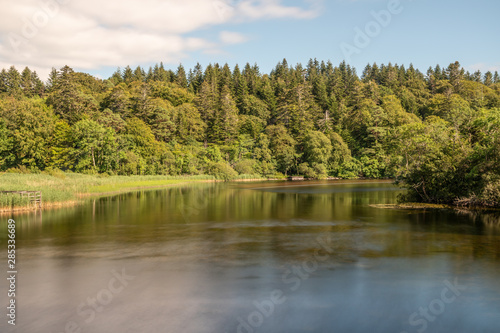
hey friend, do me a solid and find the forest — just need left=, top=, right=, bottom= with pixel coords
left=0, top=60, right=499, bottom=207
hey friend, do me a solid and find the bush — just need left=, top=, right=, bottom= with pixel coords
left=312, top=163, right=328, bottom=179
left=298, top=163, right=317, bottom=179
left=207, top=161, right=238, bottom=181
left=234, top=159, right=258, bottom=175
left=480, top=179, right=500, bottom=206
left=43, top=167, right=66, bottom=179
left=6, top=166, right=31, bottom=174
left=336, top=159, right=362, bottom=179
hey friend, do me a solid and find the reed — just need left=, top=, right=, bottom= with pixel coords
left=0, top=172, right=216, bottom=210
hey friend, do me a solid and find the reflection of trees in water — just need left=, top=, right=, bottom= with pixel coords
left=455, top=209, right=500, bottom=231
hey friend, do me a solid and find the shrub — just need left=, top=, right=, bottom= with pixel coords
left=298, top=163, right=317, bottom=179
left=207, top=161, right=238, bottom=181
left=234, top=159, right=258, bottom=175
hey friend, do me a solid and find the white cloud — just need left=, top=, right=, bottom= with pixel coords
left=467, top=63, right=500, bottom=73
left=236, top=0, right=321, bottom=20
left=219, top=31, right=248, bottom=44
left=0, top=0, right=321, bottom=79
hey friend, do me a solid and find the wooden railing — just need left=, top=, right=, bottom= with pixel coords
left=0, top=191, right=42, bottom=209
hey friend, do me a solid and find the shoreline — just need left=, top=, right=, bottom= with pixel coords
left=0, top=177, right=272, bottom=215
left=370, top=203, right=500, bottom=211
left=3, top=176, right=496, bottom=215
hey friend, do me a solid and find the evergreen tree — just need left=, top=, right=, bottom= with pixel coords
left=6, top=66, right=22, bottom=96
left=110, top=68, right=123, bottom=85
left=123, top=66, right=134, bottom=84
left=484, top=71, right=493, bottom=86
left=176, top=64, right=188, bottom=88
left=46, top=66, right=98, bottom=124
left=133, top=66, right=146, bottom=82
left=0, top=69, right=8, bottom=94
left=188, top=63, right=204, bottom=93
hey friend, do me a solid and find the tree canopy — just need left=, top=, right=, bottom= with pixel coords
left=1, top=61, right=499, bottom=206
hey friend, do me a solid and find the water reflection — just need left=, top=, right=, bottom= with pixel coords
left=1, top=181, right=500, bottom=333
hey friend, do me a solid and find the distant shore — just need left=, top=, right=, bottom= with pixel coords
left=2, top=173, right=497, bottom=214
left=370, top=203, right=500, bottom=211
left=0, top=173, right=269, bottom=214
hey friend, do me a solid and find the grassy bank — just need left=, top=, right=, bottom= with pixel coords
left=0, top=172, right=225, bottom=212
left=0, top=172, right=271, bottom=212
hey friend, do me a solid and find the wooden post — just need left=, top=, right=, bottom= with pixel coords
left=0, top=190, right=42, bottom=210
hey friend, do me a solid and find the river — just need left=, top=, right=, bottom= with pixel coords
left=1, top=180, right=499, bottom=333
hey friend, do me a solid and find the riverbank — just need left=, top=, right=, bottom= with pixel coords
left=370, top=202, right=500, bottom=212
left=0, top=172, right=269, bottom=213
left=370, top=203, right=453, bottom=210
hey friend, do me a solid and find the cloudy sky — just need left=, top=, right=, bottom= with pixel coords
left=1, top=0, right=499, bottom=79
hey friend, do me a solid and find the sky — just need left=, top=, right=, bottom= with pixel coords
left=0, top=0, right=499, bottom=80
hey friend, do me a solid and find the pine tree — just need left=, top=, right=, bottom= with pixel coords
left=232, top=64, right=247, bottom=110
left=133, top=66, right=146, bottom=82
left=214, top=84, right=239, bottom=143
left=362, top=64, right=372, bottom=82
left=219, top=64, right=233, bottom=93
left=46, top=68, right=59, bottom=93
left=472, top=70, right=482, bottom=82
left=484, top=71, right=493, bottom=86
left=188, top=63, right=204, bottom=93
left=196, top=79, right=218, bottom=142
left=176, top=64, right=188, bottom=88
left=6, top=66, right=22, bottom=96
left=21, top=67, right=34, bottom=97
left=243, top=63, right=260, bottom=95
left=446, top=61, right=464, bottom=93
left=46, top=66, right=97, bottom=124
left=146, top=67, right=154, bottom=82
left=123, top=66, right=134, bottom=84
left=434, top=64, right=442, bottom=80
left=0, top=69, right=8, bottom=94
left=110, top=68, right=123, bottom=85
left=31, top=71, right=45, bottom=97
left=494, top=71, right=500, bottom=83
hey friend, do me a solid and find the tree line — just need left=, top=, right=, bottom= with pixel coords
left=0, top=60, right=499, bottom=206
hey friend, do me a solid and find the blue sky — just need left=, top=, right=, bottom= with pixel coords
left=1, top=0, right=499, bottom=79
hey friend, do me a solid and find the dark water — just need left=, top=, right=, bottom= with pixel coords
left=1, top=180, right=500, bottom=333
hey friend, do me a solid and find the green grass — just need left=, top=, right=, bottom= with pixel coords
left=232, top=174, right=267, bottom=180
left=87, top=175, right=215, bottom=193
left=0, top=193, right=31, bottom=209
left=0, top=172, right=216, bottom=209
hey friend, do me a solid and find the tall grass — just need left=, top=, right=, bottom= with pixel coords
left=233, top=174, right=267, bottom=180
left=0, top=172, right=216, bottom=209
left=0, top=193, right=31, bottom=209
left=86, top=174, right=215, bottom=193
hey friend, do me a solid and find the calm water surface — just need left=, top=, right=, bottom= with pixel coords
left=1, top=180, right=500, bottom=333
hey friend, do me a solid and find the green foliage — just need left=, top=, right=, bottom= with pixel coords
left=206, top=161, right=238, bottom=181
left=71, top=119, right=118, bottom=173
left=234, top=159, right=258, bottom=175
left=0, top=172, right=216, bottom=209
left=0, top=193, right=31, bottom=209
left=328, top=132, right=352, bottom=175
left=267, top=125, right=297, bottom=175
left=303, top=131, right=332, bottom=165
left=0, top=61, right=499, bottom=206
left=0, top=97, right=55, bottom=169
left=387, top=116, right=474, bottom=203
